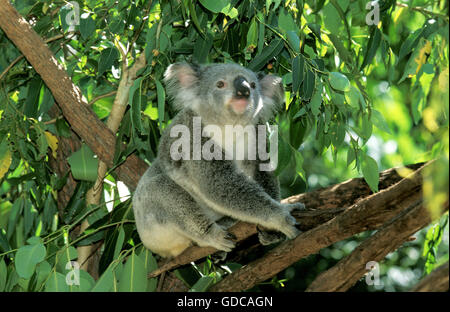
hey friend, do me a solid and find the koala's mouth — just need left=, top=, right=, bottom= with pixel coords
left=228, top=98, right=250, bottom=115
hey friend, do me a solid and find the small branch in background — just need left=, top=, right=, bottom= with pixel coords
left=0, top=33, right=66, bottom=81
left=396, top=2, right=449, bottom=21
left=411, top=261, right=449, bottom=292
left=77, top=52, right=147, bottom=278
left=88, top=91, right=117, bottom=106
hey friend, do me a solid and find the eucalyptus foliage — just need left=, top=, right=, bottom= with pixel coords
left=0, top=0, right=448, bottom=292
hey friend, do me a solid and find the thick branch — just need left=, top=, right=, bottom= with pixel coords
left=305, top=201, right=448, bottom=292
left=411, top=262, right=449, bottom=292
left=148, top=163, right=424, bottom=279
left=209, top=162, right=430, bottom=292
left=0, top=1, right=117, bottom=164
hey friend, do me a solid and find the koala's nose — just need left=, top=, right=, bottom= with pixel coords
left=233, top=76, right=251, bottom=98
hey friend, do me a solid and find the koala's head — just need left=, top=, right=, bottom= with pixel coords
left=163, top=62, right=284, bottom=124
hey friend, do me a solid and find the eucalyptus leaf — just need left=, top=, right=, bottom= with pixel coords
left=15, top=242, right=46, bottom=279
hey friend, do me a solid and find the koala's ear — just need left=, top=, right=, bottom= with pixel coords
left=163, top=63, right=200, bottom=110
left=257, top=73, right=284, bottom=120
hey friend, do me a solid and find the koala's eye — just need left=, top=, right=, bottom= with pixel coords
left=250, top=82, right=256, bottom=89
left=216, top=80, right=225, bottom=89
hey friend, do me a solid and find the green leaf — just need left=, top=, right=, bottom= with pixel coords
left=80, top=15, right=96, bottom=40
left=189, top=276, right=214, bottom=292
left=330, top=123, right=346, bottom=148
left=309, top=83, right=323, bottom=116
left=15, top=242, right=46, bottom=279
left=67, top=144, right=99, bottom=182
left=56, top=246, right=78, bottom=274
left=274, top=133, right=292, bottom=176
left=361, top=114, right=373, bottom=140
left=328, top=72, right=350, bottom=92
left=286, top=31, right=300, bottom=53
left=278, top=8, right=297, bottom=33
left=155, top=80, right=165, bottom=126
left=292, top=55, right=305, bottom=94
left=345, top=85, right=361, bottom=108
left=0, top=258, right=7, bottom=292
left=118, top=250, right=147, bottom=292
left=7, top=197, right=24, bottom=240
left=45, top=271, right=69, bottom=292
left=113, top=227, right=125, bottom=260
left=35, top=261, right=51, bottom=290
left=139, top=248, right=158, bottom=292
left=293, top=150, right=305, bottom=181
left=98, top=47, right=119, bottom=76
left=302, top=69, right=315, bottom=100
left=246, top=18, right=258, bottom=52
left=360, top=27, right=382, bottom=71
left=347, top=147, right=356, bottom=166
left=24, top=78, right=43, bottom=118
left=371, top=110, right=391, bottom=134
left=130, top=77, right=145, bottom=134
left=248, top=38, right=284, bottom=71
left=198, top=0, right=230, bottom=13
left=194, top=32, right=213, bottom=63
left=92, top=265, right=114, bottom=292
left=361, top=154, right=379, bottom=192
left=322, top=3, right=342, bottom=35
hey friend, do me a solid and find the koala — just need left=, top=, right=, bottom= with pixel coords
left=132, top=62, right=304, bottom=258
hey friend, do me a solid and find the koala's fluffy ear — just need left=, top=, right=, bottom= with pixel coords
left=163, top=63, right=200, bottom=110
left=257, top=73, right=284, bottom=121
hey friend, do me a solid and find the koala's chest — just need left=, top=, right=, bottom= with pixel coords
left=212, top=128, right=257, bottom=179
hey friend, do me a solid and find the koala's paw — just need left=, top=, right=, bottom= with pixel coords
left=211, top=250, right=228, bottom=263
left=205, top=224, right=236, bottom=252
left=257, top=228, right=286, bottom=246
left=284, top=202, right=306, bottom=212
left=273, top=205, right=302, bottom=239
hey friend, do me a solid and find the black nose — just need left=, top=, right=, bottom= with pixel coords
left=233, top=76, right=251, bottom=98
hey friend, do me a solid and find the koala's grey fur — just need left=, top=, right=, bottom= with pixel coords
left=132, top=63, right=304, bottom=258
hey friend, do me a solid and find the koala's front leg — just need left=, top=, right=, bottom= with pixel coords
left=186, top=160, right=302, bottom=239
left=253, top=168, right=305, bottom=245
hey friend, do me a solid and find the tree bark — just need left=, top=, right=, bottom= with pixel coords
left=0, top=0, right=149, bottom=192
left=148, top=162, right=425, bottom=279
left=209, top=162, right=431, bottom=292
left=305, top=200, right=448, bottom=291
left=411, top=262, right=449, bottom=292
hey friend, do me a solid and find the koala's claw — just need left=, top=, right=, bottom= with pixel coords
left=287, top=202, right=306, bottom=212
left=282, top=226, right=301, bottom=239
left=205, top=225, right=236, bottom=252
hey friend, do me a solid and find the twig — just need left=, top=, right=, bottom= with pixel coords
left=0, top=34, right=65, bottom=81
left=396, top=2, right=449, bottom=22
left=88, top=91, right=117, bottom=106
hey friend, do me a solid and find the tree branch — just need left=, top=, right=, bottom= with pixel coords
left=0, top=0, right=149, bottom=194
left=209, top=162, right=430, bottom=292
left=148, top=162, right=425, bottom=279
left=305, top=200, right=448, bottom=292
